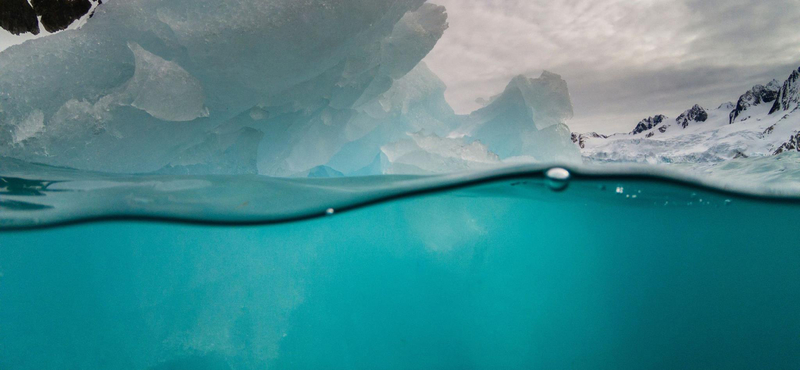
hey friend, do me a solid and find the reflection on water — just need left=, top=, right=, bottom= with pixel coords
left=0, top=176, right=62, bottom=196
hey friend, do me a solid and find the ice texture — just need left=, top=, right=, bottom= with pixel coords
left=124, top=42, right=208, bottom=122
left=379, top=131, right=500, bottom=175
left=0, top=0, right=581, bottom=176
left=449, top=72, right=580, bottom=163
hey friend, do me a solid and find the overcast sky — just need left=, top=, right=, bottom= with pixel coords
left=423, top=0, right=800, bottom=133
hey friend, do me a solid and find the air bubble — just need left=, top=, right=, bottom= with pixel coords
left=545, top=168, right=571, bottom=192
left=326, top=208, right=335, bottom=215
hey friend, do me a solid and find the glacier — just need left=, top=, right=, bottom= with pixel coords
left=0, top=0, right=579, bottom=177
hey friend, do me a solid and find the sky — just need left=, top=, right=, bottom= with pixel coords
left=422, top=0, right=800, bottom=133
left=3, top=0, right=800, bottom=134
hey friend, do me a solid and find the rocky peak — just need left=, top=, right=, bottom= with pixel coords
left=770, top=67, right=800, bottom=114
left=729, top=81, right=781, bottom=123
left=676, top=104, right=708, bottom=129
left=571, top=132, right=607, bottom=149
left=0, top=0, right=100, bottom=36
left=718, top=102, right=735, bottom=111
left=631, top=115, right=667, bottom=135
left=773, top=132, right=800, bottom=155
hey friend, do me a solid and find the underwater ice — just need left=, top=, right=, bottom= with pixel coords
left=0, top=0, right=579, bottom=176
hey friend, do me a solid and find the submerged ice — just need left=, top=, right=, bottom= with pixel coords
left=0, top=0, right=579, bottom=176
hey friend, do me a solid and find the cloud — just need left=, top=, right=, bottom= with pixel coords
left=423, top=0, right=800, bottom=133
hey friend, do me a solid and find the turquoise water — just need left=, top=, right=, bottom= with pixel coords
left=2, top=166, right=800, bottom=369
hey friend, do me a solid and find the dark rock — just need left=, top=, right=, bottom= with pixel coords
left=729, top=80, right=781, bottom=123
left=631, top=115, right=666, bottom=135
left=31, top=0, right=94, bottom=33
left=571, top=132, right=607, bottom=149
left=770, top=67, right=800, bottom=114
left=0, top=0, right=40, bottom=35
left=676, top=104, right=707, bottom=128
left=773, top=132, right=800, bottom=155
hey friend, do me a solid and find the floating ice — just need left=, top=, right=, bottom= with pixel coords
left=450, top=72, right=580, bottom=162
left=0, top=0, right=582, bottom=176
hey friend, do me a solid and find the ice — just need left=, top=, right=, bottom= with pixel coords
left=379, top=131, right=500, bottom=174
left=11, top=110, right=44, bottom=144
left=157, top=127, right=264, bottom=175
left=449, top=72, right=581, bottom=163
left=124, top=42, right=208, bottom=122
left=0, top=0, right=582, bottom=176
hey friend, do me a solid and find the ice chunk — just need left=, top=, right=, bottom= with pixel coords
left=0, top=0, right=430, bottom=173
left=11, top=110, right=45, bottom=145
left=0, top=0, right=583, bottom=176
left=449, top=71, right=580, bottom=163
left=123, top=42, right=208, bottom=122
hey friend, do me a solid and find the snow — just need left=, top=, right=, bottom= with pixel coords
left=579, top=66, right=800, bottom=165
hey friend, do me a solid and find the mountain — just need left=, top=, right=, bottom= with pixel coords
left=578, top=66, right=800, bottom=163
left=771, top=68, right=800, bottom=114
left=631, top=115, right=667, bottom=135
left=729, top=81, right=781, bottom=124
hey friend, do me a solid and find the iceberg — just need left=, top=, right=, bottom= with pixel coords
left=449, top=71, right=579, bottom=162
left=0, top=0, right=580, bottom=176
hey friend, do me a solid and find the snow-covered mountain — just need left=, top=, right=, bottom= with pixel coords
left=577, top=66, right=800, bottom=164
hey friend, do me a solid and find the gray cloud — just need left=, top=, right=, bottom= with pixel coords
left=423, top=0, right=800, bottom=133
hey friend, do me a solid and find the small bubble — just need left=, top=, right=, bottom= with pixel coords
left=545, top=168, right=571, bottom=192
left=326, top=208, right=335, bottom=215
left=724, top=199, right=732, bottom=206
left=616, top=187, right=624, bottom=194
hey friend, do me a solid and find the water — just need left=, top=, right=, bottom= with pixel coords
left=2, top=162, right=800, bottom=369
